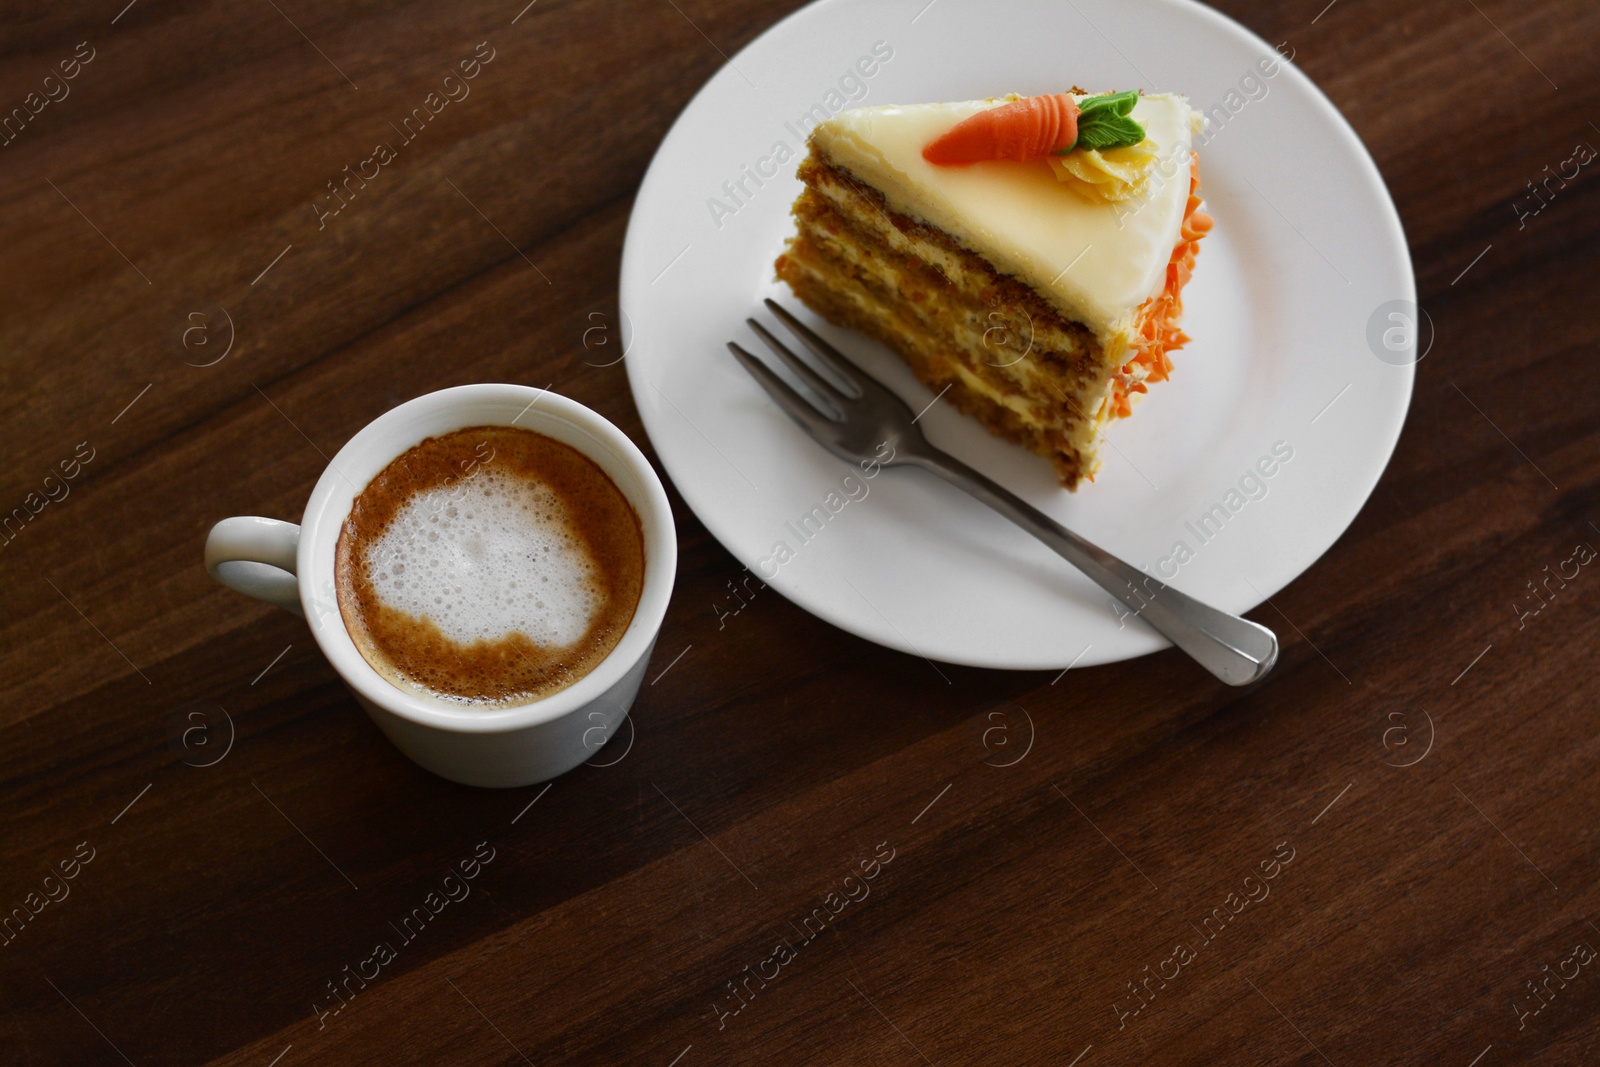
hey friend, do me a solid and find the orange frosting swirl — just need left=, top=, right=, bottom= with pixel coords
left=1098, top=154, right=1212, bottom=425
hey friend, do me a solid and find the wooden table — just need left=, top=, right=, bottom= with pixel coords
left=2, top=1, right=1596, bottom=1063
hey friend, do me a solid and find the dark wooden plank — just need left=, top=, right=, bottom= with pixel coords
left=0, top=0, right=1596, bottom=1065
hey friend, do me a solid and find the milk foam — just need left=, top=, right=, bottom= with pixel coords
left=363, top=467, right=602, bottom=647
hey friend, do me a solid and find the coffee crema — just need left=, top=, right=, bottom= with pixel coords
left=334, top=425, right=645, bottom=708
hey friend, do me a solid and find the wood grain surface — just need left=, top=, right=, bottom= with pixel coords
left=1, top=1, right=1597, bottom=1064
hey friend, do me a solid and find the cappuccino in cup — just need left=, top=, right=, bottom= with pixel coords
left=334, top=425, right=645, bottom=708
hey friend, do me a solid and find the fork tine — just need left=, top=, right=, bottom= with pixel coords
left=726, top=342, right=840, bottom=436
left=746, top=319, right=849, bottom=409
left=762, top=299, right=867, bottom=397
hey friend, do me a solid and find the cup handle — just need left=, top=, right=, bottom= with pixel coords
left=205, top=516, right=304, bottom=617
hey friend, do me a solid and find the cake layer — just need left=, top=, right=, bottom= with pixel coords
left=810, top=94, right=1200, bottom=343
left=782, top=251, right=1091, bottom=487
left=782, top=223, right=1071, bottom=430
left=777, top=169, right=1114, bottom=486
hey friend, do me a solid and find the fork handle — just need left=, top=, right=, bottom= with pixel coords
left=905, top=448, right=1278, bottom=686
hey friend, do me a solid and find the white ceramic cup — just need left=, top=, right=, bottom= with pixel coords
left=204, top=384, right=676, bottom=788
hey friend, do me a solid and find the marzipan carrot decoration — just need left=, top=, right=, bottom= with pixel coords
left=923, top=90, right=1146, bottom=165
left=922, top=93, right=1078, bottom=164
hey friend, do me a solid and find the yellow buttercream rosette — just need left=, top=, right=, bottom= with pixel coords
left=1049, top=138, right=1160, bottom=203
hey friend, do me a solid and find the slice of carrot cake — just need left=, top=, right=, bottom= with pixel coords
left=775, top=90, right=1211, bottom=488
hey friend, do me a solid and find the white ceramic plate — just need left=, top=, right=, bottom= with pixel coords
left=620, top=0, right=1415, bottom=670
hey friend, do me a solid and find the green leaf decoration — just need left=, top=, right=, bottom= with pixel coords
left=1077, top=89, right=1139, bottom=120
left=1056, top=90, right=1146, bottom=155
left=1076, top=113, right=1145, bottom=151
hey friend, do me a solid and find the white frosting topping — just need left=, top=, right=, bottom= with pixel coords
left=811, top=94, right=1199, bottom=339
left=364, top=468, right=602, bottom=647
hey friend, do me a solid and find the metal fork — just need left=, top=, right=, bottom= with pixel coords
left=728, top=298, right=1279, bottom=686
